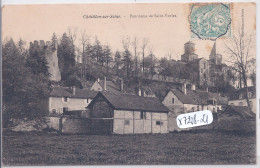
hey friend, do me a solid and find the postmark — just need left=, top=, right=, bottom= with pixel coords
left=189, top=3, right=231, bottom=40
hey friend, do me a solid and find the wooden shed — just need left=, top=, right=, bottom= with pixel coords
left=87, top=92, right=170, bottom=134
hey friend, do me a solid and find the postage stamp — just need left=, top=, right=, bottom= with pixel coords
left=190, top=3, right=231, bottom=40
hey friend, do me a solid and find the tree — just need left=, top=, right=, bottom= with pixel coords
left=148, top=46, right=157, bottom=77
left=141, top=38, right=148, bottom=72
left=2, top=39, right=49, bottom=126
left=92, top=37, right=103, bottom=65
left=79, top=29, right=89, bottom=64
left=114, top=51, right=123, bottom=75
left=103, top=45, right=112, bottom=74
left=249, top=71, right=256, bottom=86
left=58, top=33, right=76, bottom=84
left=131, top=37, right=139, bottom=77
left=27, top=40, right=50, bottom=77
left=122, top=36, right=133, bottom=78
left=225, top=22, right=255, bottom=109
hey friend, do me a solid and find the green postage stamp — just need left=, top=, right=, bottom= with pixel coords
left=190, top=3, right=231, bottom=40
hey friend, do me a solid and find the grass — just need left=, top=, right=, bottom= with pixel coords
left=2, top=130, right=256, bottom=165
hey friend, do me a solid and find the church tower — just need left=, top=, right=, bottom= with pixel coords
left=181, top=41, right=198, bottom=62
left=209, top=42, right=222, bottom=65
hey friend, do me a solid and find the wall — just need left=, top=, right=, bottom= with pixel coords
left=162, top=90, right=222, bottom=131
left=61, top=116, right=90, bottom=134
left=90, top=81, right=103, bottom=91
left=162, top=91, right=184, bottom=131
left=45, top=117, right=60, bottom=130
left=49, top=97, right=92, bottom=114
left=45, top=43, right=61, bottom=82
left=228, top=98, right=256, bottom=113
left=113, top=110, right=168, bottom=134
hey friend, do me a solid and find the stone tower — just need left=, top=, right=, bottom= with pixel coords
left=209, top=42, right=222, bottom=65
left=181, top=41, right=198, bottom=62
left=45, top=40, right=61, bottom=81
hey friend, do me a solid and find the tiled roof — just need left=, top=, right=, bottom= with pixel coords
left=229, top=86, right=256, bottom=100
left=98, top=80, right=121, bottom=94
left=89, top=92, right=169, bottom=112
left=50, top=87, right=98, bottom=99
left=221, top=106, right=255, bottom=119
left=170, top=89, right=228, bottom=105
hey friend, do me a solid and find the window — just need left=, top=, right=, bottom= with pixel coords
left=172, top=98, right=175, bottom=104
left=140, top=111, right=146, bottom=119
left=239, top=102, right=243, bottom=106
left=217, top=107, right=219, bottom=112
left=84, top=99, right=89, bottom=104
left=201, top=68, right=203, bottom=72
left=204, top=63, right=206, bottom=69
left=230, top=103, right=234, bottom=106
left=63, top=97, right=68, bottom=102
left=212, top=99, right=216, bottom=105
left=239, top=94, right=243, bottom=100
left=213, top=108, right=216, bottom=112
left=204, top=73, right=206, bottom=79
left=156, top=121, right=163, bottom=126
left=191, top=107, right=195, bottom=112
left=63, top=107, right=68, bottom=112
left=51, top=109, right=57, bottom=114
left=249, top=101, right=253, bottom=107
left=197, top=106, right=199, bottom=111
left=248, top=92, right=252, bottom=98
left=124, top=120, right=130, bottom=125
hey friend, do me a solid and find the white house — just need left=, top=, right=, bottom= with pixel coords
left=162, top=84, right=227, bottom=131
left=48, top=87, right=98, bottom=115
left=90, top=77, right=122, bottom=94
left=228, top=86, right=256, bottom=113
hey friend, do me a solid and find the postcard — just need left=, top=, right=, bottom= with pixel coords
left=1, top=1, right=257, bottom=166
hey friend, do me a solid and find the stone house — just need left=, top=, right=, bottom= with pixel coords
left=48, top=87, right=98, bottom=115
left=228, top=86, right=256, bottom=113
left=162, top=84, right=227, bottom=131
left=90, top=77, right=122, bottom=94
left=87, top=92, right=170, bottom=134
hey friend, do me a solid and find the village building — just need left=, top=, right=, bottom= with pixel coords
left=228, top=86, right=256, bottom=113
left=87, top=92, right=170, bottom=134
left=162, top=84, right=228, bottom=131
left=48, top=87, right=98, bottom=115
left=217, top=106, right=255, bottom=131
left=179, top=41, right=231, bottom=87
left=90, top=77, right=122, bottom=94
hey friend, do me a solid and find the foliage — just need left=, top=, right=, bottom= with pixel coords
left=57, top=33, right=76, bottom=84
left=2, top=39, right=49, bottom=127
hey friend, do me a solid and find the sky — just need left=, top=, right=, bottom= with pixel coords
left=2, top=3, right=256, bottom=63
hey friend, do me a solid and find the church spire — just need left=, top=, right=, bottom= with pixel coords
left=210, top=42, right=216, bottom=56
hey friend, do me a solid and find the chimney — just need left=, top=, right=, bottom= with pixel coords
left=104, top=77, right=107, bottom=91
left=183, top=83, right=187, bottom=94
left=72, top=86, right=76, bottom=95
left=191, top=84, right=196, bottom=91
left=206, top=87, right=209, bottom=93
left=120, top=79, right=124, bottom=92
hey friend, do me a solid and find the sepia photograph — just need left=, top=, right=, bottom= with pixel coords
left=1, top=1, right=257, bottom=166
